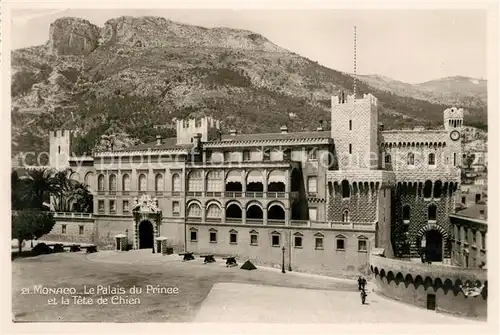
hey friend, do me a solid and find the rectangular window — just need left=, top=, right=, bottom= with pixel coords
left=79, top=225, right=84, bottom=235
left=308, top=208, right=318, bottom=221
left=61, top=224, right=67, bottom=234
left=315, top=237, right=324, bottom=249
left=190, top=230, right=197, bottom=242
left=243, top=150, right=250, bottom=161
left=461, top=196, right=466, bottom=204
left=98, top=200, right=105, bottom=212
left=453, top=153, right=457, bottom=166
left=272, top=234, right=280, bottom=247
left=250, top=234, right=258, bottom=246
left=481, top=233, right=486, bottom=249
left=263, top=148, right=271, bottom=161
left=172, top=201, right=180, bottom=216
left=349, top=120, right=352, bottom=131
left=294, top=236, right=303, bottom=248
left=475, top=194, right=481, bottom=203
left=358, top=239, right=368, bottom=252
left=210, top=231, right=217, bottom=243
left=336, top=238, right=345, bottom=250
left=307, top=176, right=317, bottom=193
left=472, top=230, right=477, bottom=245
left=123, top=200, right=129, bottom=213
left=110, top=200, right=116, bottom=213
left=384, top=154, right=391, bottom=164
left=349, top=144, right=352, bottom=154
left=230, top=232, right=237, bottom=244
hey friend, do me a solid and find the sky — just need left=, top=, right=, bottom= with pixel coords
left=10, top=8, right=487, bottom=84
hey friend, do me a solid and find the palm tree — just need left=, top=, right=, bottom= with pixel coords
left=51, top=169, right=76, bottom=211
left=20, top=168, right=61, bottom=210
left=67, top=183, right=93, bottom=213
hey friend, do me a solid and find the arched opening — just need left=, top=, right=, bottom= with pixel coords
left=122, top=174, right=130, bottom=191
left=138, top=174, right=147, bottom=192
left=187, top=171, right=202, bottom=192
left=246, top=170, right=264, bottom=192
left=268, top=204, right=285, bottom=220
left=172, top=174, right=181, bottom=192
left=155, top=174, right=164, bottom=192
left=247, top=204, right=263, bottom=219
left=206, top=203, right=221, bottom=219
left=226, top=203, right=242, bottom=219
left=341, top=180, right=350, bottom=198
left=423, top=180, right=432, bottom=198
left=402, top=205, right=410, bottom=222
left=97, top=174, right=105, bottom=191
left=187, top=203, right=202, bottom=217
left=138, top=221, right=154, bottom=249
left=84, top=172, right=94, bottom=190
left=109, top=174, right=117, bottom=191
left=433, top=180, right=442, bottom=198
left=425, top=229, right=443, bottom=262
left=342, top=209, right=350, bottom=223
left=268, top=170, right=286, bottom=192
left=206, top=171, right=223, bottom=193
left=226, top=170, right=243, bottom=192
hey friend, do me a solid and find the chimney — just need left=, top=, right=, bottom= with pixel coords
left=156, top=135, right=162, bottom=145
left=230, top=129, right=237, bottom=136
left=280, top=125, right=288, bottom=134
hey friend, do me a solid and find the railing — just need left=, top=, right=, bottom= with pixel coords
left=187, top=157, right=293, bottom=166
left=53, top=212, right=93, bottom=219
left=93, top=190, right=299, bottom=200
left=267, top=219, right=286, bottom=226
left=246, top=218, right=264, bottom=225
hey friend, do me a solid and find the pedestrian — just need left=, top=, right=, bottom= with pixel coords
left=361, top=289, right=367, bottom=305
left=357, top=276, right=362, bottom=291
left=361, top=277, right=367, bottom=290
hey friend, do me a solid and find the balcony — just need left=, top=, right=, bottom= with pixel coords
left=185, top=191, right=298, bottom=200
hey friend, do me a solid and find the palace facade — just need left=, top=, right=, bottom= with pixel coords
left=45, top=91, right=463, bottom=277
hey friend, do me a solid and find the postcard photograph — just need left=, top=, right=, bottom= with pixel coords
left=7, top=3, right=495, bottom=327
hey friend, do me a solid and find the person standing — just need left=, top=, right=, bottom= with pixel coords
left=361, top=289, right=367, bottom=305
left=357, top=276, right=362, bottom=291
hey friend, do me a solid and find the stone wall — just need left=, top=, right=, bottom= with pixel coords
left=186, top=223, right=375, bottom=278
left=43, top=217, right=95, bottom=244
left=94, top=215, right=134, bottom=249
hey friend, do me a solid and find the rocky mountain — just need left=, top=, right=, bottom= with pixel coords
left=359, top=74, right=487, bottom=113
left=11, top=16, right=488, bottom=157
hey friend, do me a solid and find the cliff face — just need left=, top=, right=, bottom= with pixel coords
left=11, top=16, right=487, bottom=157
left=48, top=17, right=101, bottom=56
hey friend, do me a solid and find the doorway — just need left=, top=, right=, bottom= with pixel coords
left=425, top=230, right=443, bottom=262
left=139, top=221, right=154, bottom=249
left=426, top=294, right=436, bottom=310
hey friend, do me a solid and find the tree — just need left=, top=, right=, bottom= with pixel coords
left=67, top=183, right=93, bottom=213
left=19, top=168, right=61, bottom=210
left=12, top=210, right=56, bottom=255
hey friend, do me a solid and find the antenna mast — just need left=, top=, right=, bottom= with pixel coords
left=353, top=25, right=357, bottom=98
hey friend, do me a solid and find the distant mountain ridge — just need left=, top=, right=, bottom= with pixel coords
left=11, top=16, right=488, bottom=156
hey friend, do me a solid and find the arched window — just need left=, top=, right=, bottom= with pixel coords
left=428, top=153, right=436, bottom=166
left=433, top=180, right=442, bottom=198
left=109, top=174, right=117, bottom=191
left=423, top=180, right=432, bottom=198
left=84, top=172, right=93, bottom=189
left=428, top=204, right=437, bottom=221
left=206, top=204, right=221, bottom=218
left=341, top=180, right=350, bottom=198
left=172, top=174, right=181, bottom=192
left=403, top=205, right=410, bottom=222
left=138, top=174, right=147, bottom=192
left=342, top=209, right=350, bottom=223
left=206, top=171, right=223, bottom=192
left=97, top=174, right=105, bottom=191
left=187, top=171, right=202, bottom=192
left=187, top=203, right=202, bottom=217
left=407, top=153, right=415, bottom=166
left=155, top=174, right=164, bottom=192
left=122, top=174, right=130, bottom=191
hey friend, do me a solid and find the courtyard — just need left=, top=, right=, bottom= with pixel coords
left=12, top=250, right=481, bottom=323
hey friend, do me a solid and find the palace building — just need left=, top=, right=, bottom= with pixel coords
left=43, top=90, right=463, bottom=277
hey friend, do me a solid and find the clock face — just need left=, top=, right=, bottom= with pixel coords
left=450, top=130, right=460, bottom=141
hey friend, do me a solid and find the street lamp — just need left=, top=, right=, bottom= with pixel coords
left=281, top=246, right=286, bottom=273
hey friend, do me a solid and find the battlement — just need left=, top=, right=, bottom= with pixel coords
left=331, top=93, right=378, bottom=107
left=443, top=107, right=464, bottom=119
left=50, top=129, right=71, bottom=138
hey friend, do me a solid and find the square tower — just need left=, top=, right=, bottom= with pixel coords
left=49, top=129, right=72, bottom=170
left=330, top=93, right=379, bottom=170
left=176, top=116, right=221, bottom=145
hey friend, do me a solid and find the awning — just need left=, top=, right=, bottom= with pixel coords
left=226, top=170, right=243, bottom=183
left=155, top=236, right=168, bottom=241
left=247, top=170, right=264, bottom=183
left=114, top=234, right=127, bottom=238
left=268, top=170, right=286, bottom=184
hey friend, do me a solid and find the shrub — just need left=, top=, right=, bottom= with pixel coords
left=31, top=243, right=52, bottom=256
left=53, top=244, right=65, bottom=253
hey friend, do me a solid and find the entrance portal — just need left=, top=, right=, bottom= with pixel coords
left=425, top=229, right=443, bottom=262
left=139, top=221, right=154, bottom=249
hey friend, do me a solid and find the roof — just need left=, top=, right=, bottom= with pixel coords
left=217, top=130, right=331, bottom=143
left=113, top=137, right=192, bottom=152
left=455, top=204, right=487, bottom=221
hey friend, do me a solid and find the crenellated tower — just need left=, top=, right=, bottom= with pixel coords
left=49, top=129, right=72, bottom=170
